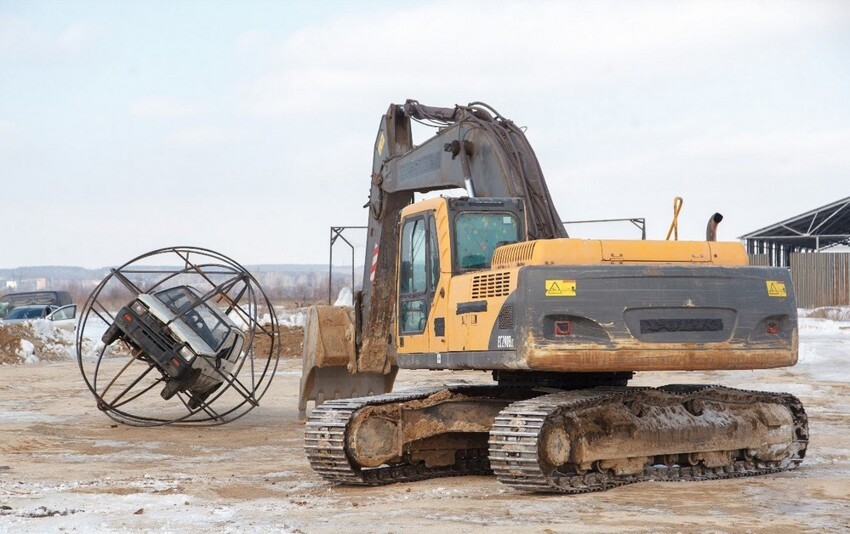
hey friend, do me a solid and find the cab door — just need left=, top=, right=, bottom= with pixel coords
left=397, top=212, right=440, bottom=353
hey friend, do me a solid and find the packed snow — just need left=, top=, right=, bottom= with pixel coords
left=333, top=286, right=353, bottom=307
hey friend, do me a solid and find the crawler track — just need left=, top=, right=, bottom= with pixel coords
left=489, top=385, right=808, bottom=493
left=306, top=385, right=808, bottom=492
left=304, top=385, right=499, bottom=485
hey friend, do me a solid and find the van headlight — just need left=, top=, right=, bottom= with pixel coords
left=179, top=345, right=196, bottom=362
left=131, top=301, right=147, bottom=315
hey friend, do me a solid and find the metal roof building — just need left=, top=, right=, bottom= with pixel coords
left=740, top=195, right=850, bottom=267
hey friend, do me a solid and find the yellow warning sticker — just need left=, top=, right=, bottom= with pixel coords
left=766, top=281, right=787, bottom=297
left=376, top=131, right=386, bottom=155
left=545, top=279, right=576, bottom=296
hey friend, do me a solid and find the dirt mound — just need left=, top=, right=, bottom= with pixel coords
left=0, top=322, right=76, bottom=365
left=279, top=325, right=303, bottom=357
left=0, top=324, right=30, bottom=364
left=250, top=325, right=303, bottom=360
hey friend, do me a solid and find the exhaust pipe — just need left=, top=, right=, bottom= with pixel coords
left=706, top=212, right=723, bottom=241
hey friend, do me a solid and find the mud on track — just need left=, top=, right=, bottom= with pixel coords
left=1, top=355, right=848, bottom=533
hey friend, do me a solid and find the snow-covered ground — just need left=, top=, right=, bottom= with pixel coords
left=797, top=313, right=850, bottom=382
left=1, top=308, right=848, bottom=533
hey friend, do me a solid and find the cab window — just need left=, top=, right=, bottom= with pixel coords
left=455, top=212, right=519, bottom=271
left=399, top=212, right=443, bottom=336
left=399, top=216, right=427, bottom=334
left=399, top=217, right=427, bottom=296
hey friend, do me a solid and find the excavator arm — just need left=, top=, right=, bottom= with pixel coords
left=299, top=100, right=566, bottom=417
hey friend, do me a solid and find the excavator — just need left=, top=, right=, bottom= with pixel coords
left=298, top=100, right=808, bottom=493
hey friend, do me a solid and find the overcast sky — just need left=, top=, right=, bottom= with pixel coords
left=1, top=0, right=849, bottom=269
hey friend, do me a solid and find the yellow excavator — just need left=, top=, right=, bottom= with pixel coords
left=298, top=100, right=807, bottom=493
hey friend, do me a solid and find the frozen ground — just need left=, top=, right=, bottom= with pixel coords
left=0, top=313, right=848, bottom=533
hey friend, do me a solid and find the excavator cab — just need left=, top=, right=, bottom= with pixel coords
left=298, top=196, right=526, bottom=419
left=394, top=197, right=527, bottom=356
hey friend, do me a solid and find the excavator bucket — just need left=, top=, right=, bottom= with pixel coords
left=298, top=305, right=397, bottom=420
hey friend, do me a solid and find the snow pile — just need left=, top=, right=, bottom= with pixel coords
left=0, top=320, right=78, bottom=364
left=226, top=309, right=292, bottom=327
left=796, top=308, right=850, bottom=382
left=31, top=319, right=79, bottom=358
left=334, top=286, right=353, bottom=307
left=799, top=306, right=850, bottom=322
left=17, top=339, right=38, bottom=364
left=279, top=311, right=305, bottom=327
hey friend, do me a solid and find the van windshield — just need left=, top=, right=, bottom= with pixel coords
left=155, top=287, right=230, bottom=350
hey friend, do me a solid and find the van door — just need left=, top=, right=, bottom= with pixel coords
left=47, top=304, right=77, bottom=331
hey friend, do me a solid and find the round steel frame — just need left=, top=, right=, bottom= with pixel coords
left=76, top=246, right=280, bottom=426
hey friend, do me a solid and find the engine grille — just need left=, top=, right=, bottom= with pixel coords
left=492, top=241, right=536, bottom=267
left=471, top=272, right=511, bottom=299
left=640, top=318, right=723, bottom=333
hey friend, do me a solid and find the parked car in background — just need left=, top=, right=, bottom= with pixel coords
left=0, top=290, right=74, bottom=319
left=0, top=303, right=77, bottom=330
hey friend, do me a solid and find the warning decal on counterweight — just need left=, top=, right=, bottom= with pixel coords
left=545, top=279, right=576, bottom=296
left=766, top=281, right=787, bottom=297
